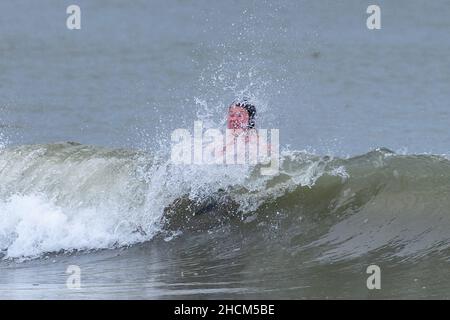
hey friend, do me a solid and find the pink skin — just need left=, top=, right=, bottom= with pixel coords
left=227, top=105, right=250, bottom=130
left=218, top=105, right=251, bottom=156
left=221, top=104, right=269, bottom=157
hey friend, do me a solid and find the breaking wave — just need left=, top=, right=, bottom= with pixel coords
left=1, top=142, right=449, bottom=260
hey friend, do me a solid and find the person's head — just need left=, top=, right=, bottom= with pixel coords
left=227, top=99, right=256, bottom=130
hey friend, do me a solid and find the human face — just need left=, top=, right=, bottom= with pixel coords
left=227, top=106, right=250, bottom=130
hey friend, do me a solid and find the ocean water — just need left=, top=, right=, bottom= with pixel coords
left=0, top=0, right=449, bottom=299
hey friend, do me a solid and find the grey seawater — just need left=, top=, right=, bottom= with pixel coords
left=1, top=0, right=450, bottom=299
left=0, top=240, right=448, bottom=299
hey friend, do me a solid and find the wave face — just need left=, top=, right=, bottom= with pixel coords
left=1, top=142, right=450, bottom=261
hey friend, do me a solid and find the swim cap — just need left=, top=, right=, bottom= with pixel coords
left=231, top=98, right=256, bottom=129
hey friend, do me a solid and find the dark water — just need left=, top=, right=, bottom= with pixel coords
left=1, top=238, right=448, bottom=299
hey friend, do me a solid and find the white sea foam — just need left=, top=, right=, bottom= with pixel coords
left=0, top=194, right=150, bottom=259
left=0, top=143, right=336, bottom=259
